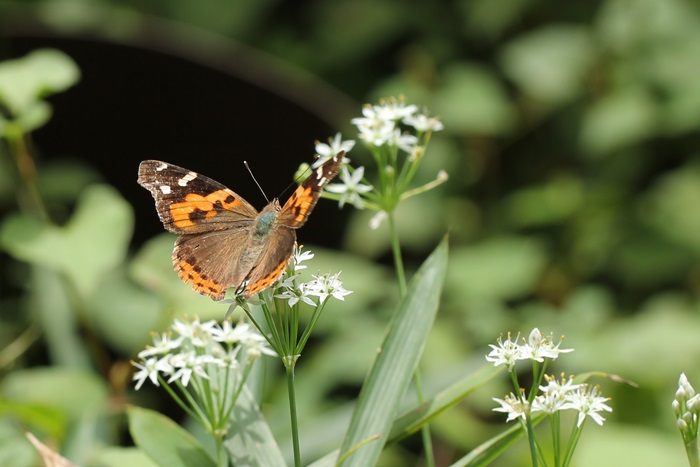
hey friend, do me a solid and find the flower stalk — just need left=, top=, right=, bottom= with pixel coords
left=232, top=246, right=351, bottom=467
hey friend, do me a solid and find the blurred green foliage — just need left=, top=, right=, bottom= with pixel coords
left=1, top=0, right=700, bottom=465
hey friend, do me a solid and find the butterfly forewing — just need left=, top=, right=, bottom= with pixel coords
left=138, top=160, right=258, bottom=234
left=279, top=151, right=344, bottom=228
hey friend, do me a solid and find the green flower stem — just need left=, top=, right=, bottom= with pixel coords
left=413, top=369, right=435, bottom=467
left=387, top=212, right=407, bottom=296
left=285, top=362, right=302, bottom=467
left=156, top=375, right=206, bottom=429
left=296, top=300, right=328, bottom=353
left=684, top=439, right=700, bottom=467
left=215, top=436, right=226, bottom=467
left=5, top=124, right=49, bottom=221
left=551, top=413, right=561, bottom=467
left=525, top=416, right=539, bottom=467
left=563, top=422, right=584, bottom=467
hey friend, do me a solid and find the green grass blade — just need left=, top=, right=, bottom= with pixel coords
left=338, top=237, right=448, bottom=466
left=127, top=406, right=216, bottom=467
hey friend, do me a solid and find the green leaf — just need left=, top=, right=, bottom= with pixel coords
left=307, top=451, right=338, bottom=467
left=578, top=86, right=658, bottom=156
left=0, top=184, right=133, bottom=300
left=90, top=267, right=163, bottom=355
left=445, top=236, right=547, bottom=301
left=0, top=419, right=38, bottom=467
left=0, top=399, right=66, bottom=439
left=388, top=364, right=503, bottom=442
left=500, top=25, right=594, bottom=105
left=0, top=367, right=108, bottom=420
left=432, top=64, right=514, bottom=134
left=93, top=447, right=159, bottom=467
left=337, top=237, right=448, bottom=466
left=0, top=49, right=80, bottom=117
left=127, top=406, right=216, bottom=467
left=224, top=386, right=286, bottom=467
left=451, top=418, right=532, bottom=467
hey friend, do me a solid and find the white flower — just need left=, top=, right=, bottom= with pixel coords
left=521, top=328, right=573, bottom=362
left=240, top=333, right=277, bottom=358
left=291, top=246, right=314, bottom=270
left=391, top=129, right=419, bottom=153
left=212, top=346, right=241, bottom=369
left=138, top=333, right=183, bottom=359
left=369, top=210, right=387, bottom=230
left=210, top=321, right=256, bottom=345
left=325, top=166, right=373, bottom=209
left=493, top=392, right=529, bottom=422
left=352, top=106, right=396, bottom=146
left=167, top=351, right=214, bottom=387
left=376, top=98, right=418, bottom=120
left=532, top=375, right=580, bottom=414
left=678, top=373, right=696, bottom=400
left=171, top=318, right=217, bottom=348
left=314, top=133, right=355, bottom=168
left=275, top=282, right=318, bottom=307
left=568, top=385, right=613, bottom=427
left=485, top=333, right=524, bottom=369
left=307, top=272, right=352, bottom=302
left=403, top=113, right=444, bottom=132
left=132, top=357, right=173, bottom=390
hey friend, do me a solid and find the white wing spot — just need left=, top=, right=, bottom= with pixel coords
left=178, top=171, right=197, bottom=186
left=160, top=185, right=171, bottom=194
left=156, top=163, right=168, bottom=171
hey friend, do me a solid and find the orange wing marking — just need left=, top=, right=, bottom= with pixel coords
left=174, top=258, right=225, bottom=300
left=287, top=186, right=315, bottom=224
left=244, top=257, right=291, bottom=297
left=169, top=189, right=241, bottom=228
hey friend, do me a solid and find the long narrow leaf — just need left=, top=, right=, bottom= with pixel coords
left=338, top=238, right=448, bottom=466
left=224, top=385, right=286, bottom=466
left=389, top=364, right=503, bottom=442
left=127, top=406, right=216, bottom=467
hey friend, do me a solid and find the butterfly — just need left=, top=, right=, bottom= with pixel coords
left=137, top=152, right=344, bottom=300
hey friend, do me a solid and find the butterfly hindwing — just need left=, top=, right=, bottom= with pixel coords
left=173, top=230, right=249, bottom=300
left=241, top=225, right=297, bottom=297
left=138, top=160, right=258, bottom=234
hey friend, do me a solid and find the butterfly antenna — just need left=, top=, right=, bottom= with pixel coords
left=244, top=161, right=270, bottom=203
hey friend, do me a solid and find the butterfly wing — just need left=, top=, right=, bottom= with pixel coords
left=173, top=230, right=252, bottom=300
left=139, top=160, right=261, bottom=300
left=278, top=151, right=344, bottom=228
left=240, top=224, right=297, bottom=298
left=138, top=160, right=259, bottom=233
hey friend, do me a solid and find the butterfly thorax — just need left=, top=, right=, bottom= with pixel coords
left=253, top=199, right=282, bottom=237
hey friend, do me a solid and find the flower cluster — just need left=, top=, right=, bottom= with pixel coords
left=132, top=318, right=275, bottom=390
left=486, top=328, right=574, bottom=370
left=132, top=318, right=275, bottom=437
left=494, top=375, right=612, bottom=428
left=674, top=373, right=700, bottom=447
left=313, top=96, right=446, bottom=228
left=272, top=247, right=352, bottom=306
left=351, top=98, right=443, bottom=148
left=487, top=328, right=612, bottom=465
